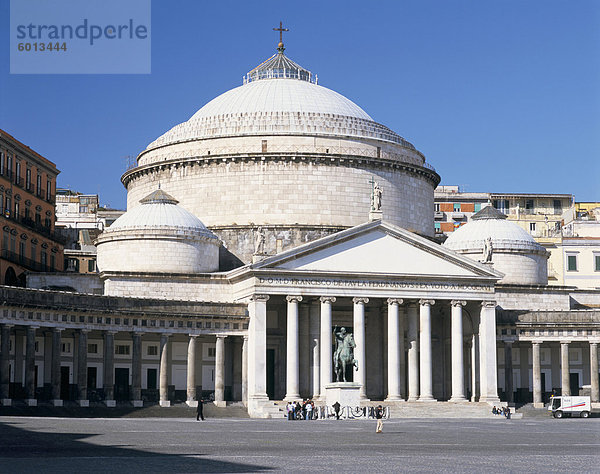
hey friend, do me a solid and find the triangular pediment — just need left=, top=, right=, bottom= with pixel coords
left=252, top=221, right=502, bottom=279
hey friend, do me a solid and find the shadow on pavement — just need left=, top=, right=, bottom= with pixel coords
left=0, top=419, right=270, bottom=473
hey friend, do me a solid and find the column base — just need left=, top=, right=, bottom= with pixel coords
left=284, top=394, right=301, bottom=402
left=479, top=396, right=500, bottom=404
left=533, top=402, right=544, bottom=409
left=385, top=396, right=405, bottom=402
left=213, top=400, right=227, bottom=408
left=105, top=400, right=116, bottom=407
left=26, top=399, right=37, bottom=407
left=52, top=399, right=63, bottom=407
left=417, top=396, right=436, bottom=402
left=1, top=399, right=12, bottom=406
left=132, top=400, right=143, bottom=407
left=78, top=400, right=89, bottom=407
left=449, top=396, right=468, bottom=403
left=186, top=400, right=198, bottom=408
left=407, top=397, right=419, bottom=402
left=159, top=400, right=171, bottom=407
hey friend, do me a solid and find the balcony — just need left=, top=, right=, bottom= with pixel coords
left=434, top=211, right=444, bottom=220
left=0, top=212, right=66, bottom=244
left=451, top=212, right=465, bottom=220
left=1, top=249, right=49, bottom=272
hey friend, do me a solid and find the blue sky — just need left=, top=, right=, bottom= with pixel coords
left=1, top=0, right=599, bottom=209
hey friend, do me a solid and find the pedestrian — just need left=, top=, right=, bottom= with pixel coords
left=286, top=402, right=293, bottom=420
left=333, top=401, right=341, bottom=420
left=505, top=406, right=511, bottom=419
left=375, top=405, right=384, bottom=433
left=196, top=398, right=205, bottom=421
left=306, top=401, right=313, bottom=420
left=295, top=401, right=302, bottom=420
left=492, top=406, right=497, bottom=415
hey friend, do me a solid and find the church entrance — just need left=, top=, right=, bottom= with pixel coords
left=60, top=366, right=70, bottom=400
left=266, top=349, right=275, bottom=400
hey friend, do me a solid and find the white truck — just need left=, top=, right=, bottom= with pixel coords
left=548, top=396, right=591, bottom=418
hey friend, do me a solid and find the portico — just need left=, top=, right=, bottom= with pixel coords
left=234, top=220, right=503, bottom=416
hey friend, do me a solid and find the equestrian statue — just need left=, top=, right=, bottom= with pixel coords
left=333, top=326, right=358, bottom=382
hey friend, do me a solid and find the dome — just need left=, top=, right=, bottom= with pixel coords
left=109, top=189, right=212, bottom=234
left=96, top=189, right=220, bottom=274
left=444, top=206, right=549, bottom=285
left=444, top=206, right=542, bottom=252
left=145, top=51, right=416, bottom=150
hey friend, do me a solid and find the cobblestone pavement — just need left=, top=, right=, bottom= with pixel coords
left=0, top=416, right=598, bottom=473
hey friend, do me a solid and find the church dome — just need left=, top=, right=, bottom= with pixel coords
left=444, top=206, right=549, bottom=285
left=96, top=189, right=220, bottom=274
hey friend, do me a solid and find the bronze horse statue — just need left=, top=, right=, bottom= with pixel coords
left=333, top=327, right=358, bottom=382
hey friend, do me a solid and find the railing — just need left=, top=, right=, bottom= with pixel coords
left=1, top=212, right=66, bottom=244
left=1, top=249, right=48, bottom=272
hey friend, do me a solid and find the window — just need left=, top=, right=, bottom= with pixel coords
left=525, top=199, right=534, bottom=210
left=567, top=255, right=578, bottom=272
left=4, top=197, right=10, bottom=217
left=30, top=243, right=36, bottom=261
left=26, top=168, right=31, bottom=190
left=595, top=255, right=600, bottom=272
left=14, top=202, right=19, bottom=218
left=115, top=345, right=130, bottom=355
left=41, top=251, right=47, bottom=269
left=493, top=199, right=509, bottom=213
left=50, top=255, right=55, bottom=271
left=453, top=203, right=461, bottom=212
left=15, top=161, right=21, bottom=184
left=88, top=343, right=98, bottom=354
left=553, top=199, right=562, bottom=214
left=6, top=155, right=12, bottom=178
left=434, top=222, right=441, bottom=232
left=19, top=242, right=25, bottom=262
left=46, top=179, right=51, bottom=201
left=529, top=222, right=536, bottom=232
left=208, top=347, right=216, bottom=357
left=61, top=342, right=71, bottom=353
left=474, top=203, right=482, bottom=212
left=147, top=345, right=158, bottom=356
left=35, top=212, right=41, bottom=225
left=434, top=203, right=440, bottom=212
left=0, top=152, right=3, bottom=175
left=88, top=259, right=96, bottom=272
left=36, top=175, right=41, bottom=195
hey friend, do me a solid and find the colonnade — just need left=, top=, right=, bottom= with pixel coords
left=247, top=295, right=500, bottom=407
left=0, top=324, right=247, bottom=407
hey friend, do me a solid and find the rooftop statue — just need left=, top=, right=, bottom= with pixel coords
left=483, top=236, right=493, bottom=263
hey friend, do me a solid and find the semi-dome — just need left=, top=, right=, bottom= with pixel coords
left=96, top=189, right=220, bottom=275
left=444, top=206, right=549, bottom=285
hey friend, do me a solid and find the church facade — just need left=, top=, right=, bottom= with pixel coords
left=5, top=39, right=599, bottom=416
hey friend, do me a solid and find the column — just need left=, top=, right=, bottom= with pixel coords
left=131, top=332, right=142, bottom=407
left=25, top=326, right=38, bottom=406
left=407, top=303, right=419, bottom=401
left=51, top=327, right=63, bottom=406
left=319, top=296, right=336, bottom=395
left=77, top=329, right=89, bottom=407
left=0, top=325, right=12, bottom=405
left=232, top=338, right=242, bottom=401
left=471, top=333, right=479, bottom=402
left=285, top=295, right=302, bottom=400
left=450, top=301, right=467, bottom=402
left=103, top=331, right=115, bottom=406
left=353, top=297, right=369, bottom=398
left=561, top=341, right=570, bottom=396
left=298, top=304, right=310, bottom=398
left=386, top=298, right=403, bottom=401
left=309, top=302, right=320, bottom=399
left=532, top=342, right=543, bottom=408
left=590, top=342, right=599, bottom=403
left=479, top=301, right=499, bottom=403
left=247, top=295, right=269, bottom=414
left=214, top=335, right=226, bottom=406
left=241, top=335, right=248, bottom=405
left=504, top=340, right=514, bottom=405
left=186, top=335, right=198, bottom=407
left=159, top=333, right=170, bottom=407
left=418, top=299, right=435, bottom=401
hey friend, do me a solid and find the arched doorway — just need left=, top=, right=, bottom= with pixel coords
left=4, top=267, right=18, bottom=286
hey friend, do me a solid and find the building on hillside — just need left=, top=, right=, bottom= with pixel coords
left=434, top=185, right=489, bottom=235
left=0, top=129, right=64, bottom=286
left=7, top=38, right=600, bottom=415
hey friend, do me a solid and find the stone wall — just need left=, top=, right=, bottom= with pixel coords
left=495, top=285, right=571, bottom=311
left=27, top=272, right=104, bottom=295
left=124, top=155, right=436, bottom=238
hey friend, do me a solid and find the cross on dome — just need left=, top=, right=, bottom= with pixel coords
left=273, top=21, right=289, bottom=53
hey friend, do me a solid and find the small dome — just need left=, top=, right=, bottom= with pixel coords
left=109, top=189, right=212, bottom=234
left=444, top=206, right=541, bottom=252
left=444, top=205, right=549, bottom=285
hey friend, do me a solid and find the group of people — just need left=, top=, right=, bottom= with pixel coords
left=286, top=399, right=316, bottom=420
left=492, top=406, right=511, bottom=419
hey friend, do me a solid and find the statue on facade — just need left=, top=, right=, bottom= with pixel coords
left=371, top=182, right=382, bottom=211
left=254, top=226, right=265, bottom=254
left=482, top=237, right=493, bottom=263
left=333, top=326, right=358, bottom=382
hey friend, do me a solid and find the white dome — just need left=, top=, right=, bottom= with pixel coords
left=191, top=79, right=372, bottom=121
left=444, top=216, right=541, bottom=252
left=108, top=189, right=210, bottom=233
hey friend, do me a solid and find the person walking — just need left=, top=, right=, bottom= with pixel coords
left=333, top=401, right=341, bottom=420
left=196, top=398, right=205, bottom=421
left=375, top=405, right=384, bottom=433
